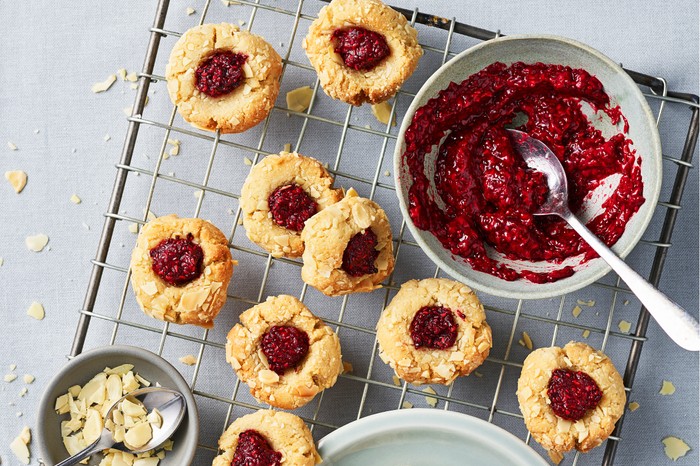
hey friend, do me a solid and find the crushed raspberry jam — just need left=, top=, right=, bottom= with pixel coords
left=149, top=233, right=204, bottom=286
left=403, top=61, right=644, bottom=283
left=261, top=326, right=310, bottom=375
left=547, top=368, right=603, bottom=421
left=341, top=229, right=379, bottom=277
left=332, top=26, right=390, bottom=71
left=409, top=306, right=458, bottom=350
left=267, top=184, right=318, bottom=232
left=195, top=50, right=248, bottom=97
left=233, top=430, right=282, bottom=466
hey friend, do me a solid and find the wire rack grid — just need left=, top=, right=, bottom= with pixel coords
left=66, top=0, right=699, bottom=465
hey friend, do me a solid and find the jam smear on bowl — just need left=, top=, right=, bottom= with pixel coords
left=233, top=429, right=282, bottom=466
left=195, top=50, right=248, bottom=97
left=410, top=306, right=458, bottom=350
left=332, top=26, right=390, bottom=71
left=341, top=229, right=380, bottom=277
left=268, top=184, right=318, bottom=232
left=261, top=326, right=310, bottom=375
left=150, top=233, right=204, bottom=286
left=403, top=61, right=644, bottom=283
left=547, top=368, right=603, bottom=421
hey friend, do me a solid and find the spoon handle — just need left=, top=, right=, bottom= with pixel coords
left=55, top=430, right=114, bottom=466
left=563, top=211, right=700, bottom=351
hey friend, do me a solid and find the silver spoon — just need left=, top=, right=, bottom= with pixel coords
left=507, top=129, right=700, bottom=351
left=56, top=387, right=186, bottom=466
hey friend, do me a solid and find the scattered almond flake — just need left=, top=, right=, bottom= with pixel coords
left=473, top=371, right=483, bottom=378
left=342, top=361, right=353, bottom=374
left=0, top=257, right=3, bottom=266
left=659, top=380, right=676, bottom=395
left=576, top=299, right=595, bottom=307
left=128, top=223, right=139, bottom=234
left=237, top=19, right=246, bottom=26
left=8, top=141, right=18, bottom=150
left=194, top=190, right=203, bottom=200
left=283, top=143, right=292, bottom=152
left=364, top=124, right=371, bottom=130
left=401, top=401, right=413, bottom=409
left=92, top=74, right=117, bottom=93
left=123, top=106, right=133, bottom=116
left=521, top=331, right=533, bottom=350
left=186, top=6, right=196, bottom=15
left=23, top=374, right=34, bottom=384
left=126, top=72, right=138, bottom=82
left=391, top=375, right=401, bottom=386
left=144, top=209, right=157, bottom=222
left=572, top=305, right=583, bottom=318
left=16, top=411, right=22, bottom=417
left=117, top=68, right=127, bottom=80
left=26, top=301, right=45, bottom=320
left=582, top=329, right=591, bottom=339
left=221, top=0, right=240, bottom=6
left=286, top=86, right=314, bottom=113
left=547, top=450, right=564, bottom=465
left=618, top=320, right=632, bottom=333
left=662, top=436, right=691, bottom=461
left=104, top=134, right=111, bottom=142
left=10, top=364, right=16, bottom=371
left=72, top=147, right=77, bottom=153
left=384, top=170, right=391, bottom=177
left=422, top=386, right=438, bottom=407
left=5, top=170, right=28, bottom=193
left=130, top=83, right=139, bottom=90
left=179, top=355, right=198, bottom=366
left=26, top=233, right=49, bottom=252
left=371, top=101, right=396, bottom=126
left=623, top=299, right=630, bottom=306
left=243, top=156, right=253, bottom=166
left=18, top=387, right=27, bottom=397
left=10, top=426, right=31, bottom=464
left=166, top=138, right=181, bottom=157
left=34, top=129, right=40, bottom=134
left=4, top=373, right=17, bottom=382
left=628, top=401, right=640, bottom=412
left=82, top=222, right=91, bottom=231
left=236, top=217, right=243, bottom=225
left=70, top=194, right=82, bottom=204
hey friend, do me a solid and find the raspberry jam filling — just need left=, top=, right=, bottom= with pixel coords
left=149, top=233, right=204, bottom=286
left=233, top=430, right=282, bottom=466
left=268, top=184, right=318, bottom=232
left=341, top=229, right=379, bottom=277
left=332, top=26, right=390, bottom=71
left=547, top=368, right=603, bottom=421
left=409, top=306, right=458, bottom=350
left=261, top=326, right=310, bottom=375
left=403, top=61, right=644, bottom=283
left=195, top=50, right=248, bottom=98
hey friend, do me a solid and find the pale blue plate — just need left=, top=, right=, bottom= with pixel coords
left=317, top=409, right=548, bottom=466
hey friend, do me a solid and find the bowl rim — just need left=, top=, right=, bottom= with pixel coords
left=393, top=33, right=663, bottom=300
left=317, top=408, right=548, bottom=465
left=35, top=344, right=199, bottom=466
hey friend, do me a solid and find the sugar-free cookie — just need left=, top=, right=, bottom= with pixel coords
left=376, top=278, right=492, bottom=385
left=226, top=295, right=342, bottom=410
left=301, top=188, right=394, bottom=296
left=240, top=151, right=344, bottom=258
left=213, top=410, right=321, bottom=466
left=130, top=214, right=235, bottom=328
left=516, top=341, right=626, bottom=453
left=302, top=0, right=422, bottom=105
left=166, top=23, right=282, bottom=133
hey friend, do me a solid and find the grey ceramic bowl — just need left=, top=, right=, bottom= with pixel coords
left=36, top=345, right=199, bottom=466
left=394, top=35, right=662, bottom=299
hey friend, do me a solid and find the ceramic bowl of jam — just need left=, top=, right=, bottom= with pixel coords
left=394, top=35, right=662, bottom=299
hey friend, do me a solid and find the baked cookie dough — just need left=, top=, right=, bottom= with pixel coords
left=302, top=0, right=422, bottom=105
left=213, top=410, right=321, bottom=466
left=166, top=23, right=282, bottom=133
left=130, top=214, right=235, bottom=328
left=301, top=188, right=394, bottom=296
left=240, top=151, right=344, bottom=258
left=516, top=341, right=626, bottom=453
left=226, top=295, right=342, bottom=410
left=376, top=278, right=492, bottom=385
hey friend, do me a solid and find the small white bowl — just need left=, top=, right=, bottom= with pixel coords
left=36, top=345, right=199, bottom=466
left=393, top=35, right=662, bottom=299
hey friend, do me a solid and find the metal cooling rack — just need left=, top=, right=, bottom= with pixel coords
left=69, top=0, right=699, bottom=464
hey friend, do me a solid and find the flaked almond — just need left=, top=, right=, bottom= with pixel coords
left=92, top=74, right=117, bottom=93
left=572, top=305, right=582, bottom=318
left=286, top=86, right=314, bottom=113
left=628, top=401, right=640, bottom=412
left=179, top=355, right=198, bottom=366
left=371, top=101, right=396, bottom=126
left=26, top=301, right=45, bottom=320
left=70, top=194, right=82, bottom=204
left=258, top=369, right=280, bottom=384
left=662, top=436, right=691, bottom=461
left=401, top=401, right=413, bottom=409
left=140, top=282, right=158, bottom=296
left=618, top=320, right=632, bottom=333
left=25, top=234, right=49, bottom=252
left=5, top=170, right=27, bottom=193
left=659, top=380, right=676, bottom=395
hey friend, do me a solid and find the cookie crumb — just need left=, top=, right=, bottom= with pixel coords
left=27, top=301, right=45, bottom=320
left=179, top=355, right=198, bottom=366
left=371, top=101, right=396, bottom=126
left=618, top=320, right=632, bottom=333
left=5, top=170, right=28, bottom=193
left=628, top=401, right=640, bottom=412
left=582, top=329, right=591, bottom=339
left=22, top=374, right=34, bottom=384
left=243, top=156, right=253, bottom=166
left=384, top=170, right=391, bottom=177
left=422, top=386, right=437, bottom=407
left=8, top=141, right=18, bottom=150
left=342, top=361, right=353, bottom=374
left=286, top=86, right=314, bottom=113
left=92, top=74, right=117, bottom=93
left=70, top=194, right=82, bottom=204
left=401, top=401, right=413, bottom=409
left=391, top=375, right=401, bottom=386
left=186, top=6, right=196, bottom=15
left=662, top=436, right=691, bottom=461
left=659, top=380, right=676, bottom=395
left=4, top=373, right=17, bottom=383
left=547, top=450, right=564, bottom=465
left=25, top=234, right=49, bottom=252
left=572, top=305, right=582, bottom=318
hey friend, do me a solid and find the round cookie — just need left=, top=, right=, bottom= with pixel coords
left=301, top=188, right=394, bottom=296
left=302, top=0, right=422, bottom=105
left=240, top=151, right=344, bottom=258
left=376, top=278, right=492, bottom=385
left=130, top=214, right=235, bottom=328
left=213, top=410, right=321, bottom=466
left=226, top=295, right=342, bottom=410
left=166, top=23, right=282, bottom=133
left=516, top=341, right=626, bottom=453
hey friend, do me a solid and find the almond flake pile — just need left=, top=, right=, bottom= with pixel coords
left=5, top=170, right=28, bottom=193
left=10, top=426, right=31, bottom=464
left=662, top=436, right=691, bottom=461
left=286, top=86, right=314, bottom=113
left=54, top=364, right=173, bottom=465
